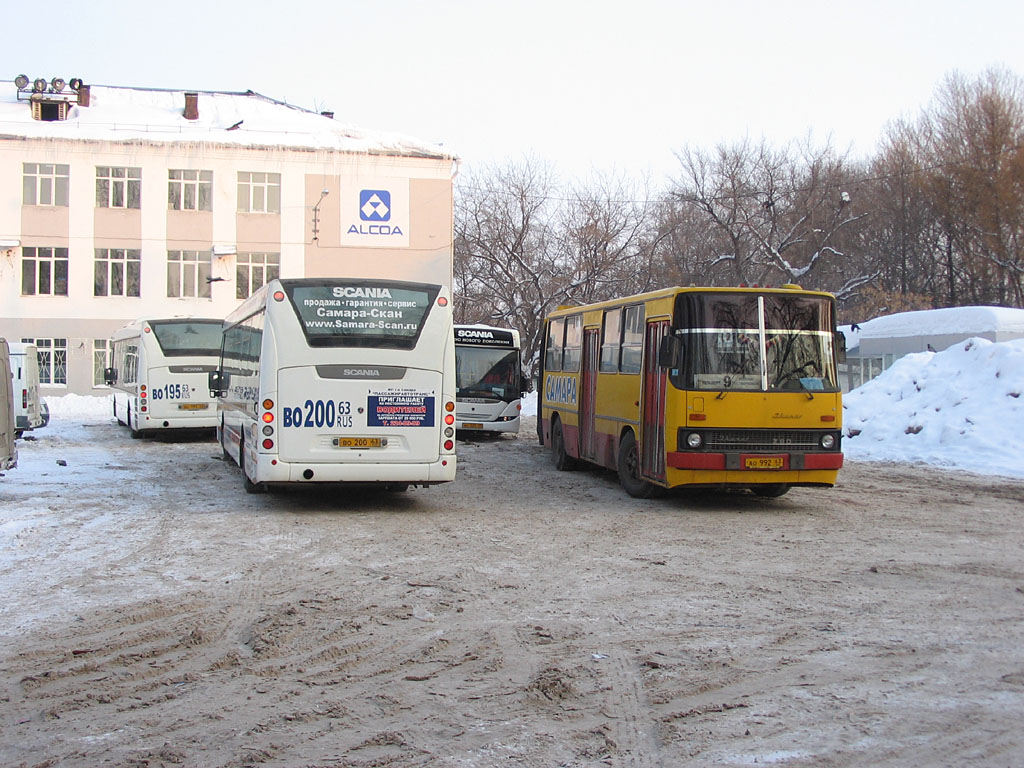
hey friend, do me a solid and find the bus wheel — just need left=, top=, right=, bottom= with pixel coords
left=750, top=484, right=791, bottom=498
left=240, top=440, right=266, bottom=494
left=551, top=418, right=578, bottom=471
left=617, top=431, right=659, bottom=499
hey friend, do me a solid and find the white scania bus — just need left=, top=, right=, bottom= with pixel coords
left=454, top=325, right=523, bottom=434
left=210, top=277, right=457, bottom=493
left=105, top=318, right=223, bottom=437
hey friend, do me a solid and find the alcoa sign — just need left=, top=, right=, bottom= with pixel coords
left=339, top=181, right=410, bottom=247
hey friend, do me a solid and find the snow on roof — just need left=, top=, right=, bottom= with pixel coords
left=0, top=81, right=456, bottom=161
left=857, top=306, right=1024, bottom=340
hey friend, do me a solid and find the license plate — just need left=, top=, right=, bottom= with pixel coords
left=462, top=422, right=483, bottom=429
left=178, top=403, right=208, bottom=411
left=333, top=437, right=384, bottom=448
left=745, top=456, right=785, bottom=469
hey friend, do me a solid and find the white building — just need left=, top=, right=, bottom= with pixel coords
left=840, top=306, right=1024, bottom=391
left=1, top=76, right=458, bottom=396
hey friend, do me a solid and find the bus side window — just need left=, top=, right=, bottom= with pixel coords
left=562, top=315, right=582, bottom=372
left=124, top=345, right=139, bottom=383
left=600, top=308, right=621, bottom=372
left=545, top=319, right=564, bottom=372
left=620, top=305, right=644, bottom=373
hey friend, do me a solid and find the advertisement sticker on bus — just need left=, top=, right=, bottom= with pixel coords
left=368, top=388, right=436, bottom=427
left=545, top=374, right=578, bottom=406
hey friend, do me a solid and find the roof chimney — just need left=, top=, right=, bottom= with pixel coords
left=77, top=85, right=91, bottom=107
left=184, top=92, right=199, bottom=120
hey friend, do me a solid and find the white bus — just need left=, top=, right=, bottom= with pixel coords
left=454, top=325, right=523, bottom=434
left=9, top=343, right=45, bottom=436
left=210, top=277, right=457, bottom=493
left=104, top=318, right=223, bottom=437
left=1, top=339, right=16, bottom=472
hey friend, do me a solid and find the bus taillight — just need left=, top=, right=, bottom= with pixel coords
left=262, top=438, right=274, bottom=450
left=262, top=411, right=274, bottom=423
left=444, top=439, right=454, bottom=451
left=444, top=413, right=455, bottom=425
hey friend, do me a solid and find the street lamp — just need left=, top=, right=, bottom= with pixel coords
left=312, top=188, right=329, bottom=243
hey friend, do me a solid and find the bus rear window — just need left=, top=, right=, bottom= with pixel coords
left=284, top=279, right=439, bottom=348
left=148, top=320, right=223, bottom=357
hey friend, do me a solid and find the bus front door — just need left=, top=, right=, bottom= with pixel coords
left=641, top=320, right=669, bottom=482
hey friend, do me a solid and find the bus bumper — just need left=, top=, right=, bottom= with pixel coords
left=141, top=413, right=219, bottom=430
left=254, top=453, right=457, bottom=485
left=666, top=451, right=843, bottom=487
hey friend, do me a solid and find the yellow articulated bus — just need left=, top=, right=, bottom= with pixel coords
left=538, top=285, right=845, bottom=498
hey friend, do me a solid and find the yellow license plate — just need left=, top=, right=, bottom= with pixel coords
left=745, top=456, right=785, bottom=470
left=178, top=403, right=208, bottom=411
left=333, top=437, right=384, bottom=449
left=462, top=422, right=483, bottom=429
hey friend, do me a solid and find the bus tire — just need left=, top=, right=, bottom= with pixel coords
left=617, top=430, right=659, bottom=499
left=750, top=484, right=791, bottom=498
left=240, top=440, right=266, bottom=494
left=551, top=417, right=578, bottom=471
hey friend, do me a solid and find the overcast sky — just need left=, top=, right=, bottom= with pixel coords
left=8, top=0, right=1024, bottom=183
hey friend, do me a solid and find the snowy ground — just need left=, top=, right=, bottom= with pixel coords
left=1, top=342, right=1022, bottom=766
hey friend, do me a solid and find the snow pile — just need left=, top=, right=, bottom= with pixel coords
left=43, top=394, right=112, bottom=423
left=843, top=337, right=1024, bottom=478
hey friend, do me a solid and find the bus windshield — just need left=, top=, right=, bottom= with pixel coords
left=283, top=279, right=439, bottom=349
left=149, top=320, right=223, bottom=357
left=456, top=347, right=520, bottom=402
left=675, top=292, right=838, bottom=392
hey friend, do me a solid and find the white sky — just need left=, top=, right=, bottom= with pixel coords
left=8, top=0, right=1024, bottom=183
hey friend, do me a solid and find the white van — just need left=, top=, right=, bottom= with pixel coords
left=1, top=339, right=17, bottom=471
left=9, top=342, right=45, bottom=436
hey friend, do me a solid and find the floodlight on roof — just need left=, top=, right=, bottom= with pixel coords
left=51, top=77, right=65, bottom=93
left=15, top=74, right=29, bottom=89
left=32, top=78, right=47, bottom=93
left=69, top=78, right=83, bottom=91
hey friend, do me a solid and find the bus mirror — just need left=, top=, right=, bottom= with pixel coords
left=103, top=367, right=117, bottom=386
left=208, top=370, right=228, bottom=397
left=835, top=331, right=847, bottom=363
left=658, top=336, right=681, bottom=369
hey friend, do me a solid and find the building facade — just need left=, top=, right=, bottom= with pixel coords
left=1, top=78, right=457, bottom=396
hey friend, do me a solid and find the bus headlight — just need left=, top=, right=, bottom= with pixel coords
left=686, top=432, right=703, bottom=449
left=821, top=433, right=836, bottom=449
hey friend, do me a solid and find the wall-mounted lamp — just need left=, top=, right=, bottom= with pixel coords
left=212, top=244, right=237, bottom=258
left=0, top=239, right=21, bottom=249
left=312, top=188, right=329, bottom=243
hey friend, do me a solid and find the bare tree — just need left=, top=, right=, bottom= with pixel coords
left=454, top=157, right=560, bottom=377
left=671, top=138, right=869, bottom=293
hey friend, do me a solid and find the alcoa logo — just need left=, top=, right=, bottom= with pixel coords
left=360, top=190, right=391, bottom=221
left=349, top=189, right=404, bottom=236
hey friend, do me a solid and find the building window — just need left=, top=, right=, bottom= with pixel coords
left=236, top=252, right=280, bottom=299
left=21, top=247, right=69, bottom=296
left=96, top=167, right=141, bottom=209
left=167, top=250, right=211, bottom=298
left=93, top=339, right=113, bottom=386
left=237, top=172, right=280, bottom=213
left=169, top=169, right=213, bottom=211
left=23, top=163, right=69, bottom=206
left=22, top=338, right=68, bottom=386
left=94, top=248, right=141, bottom=297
